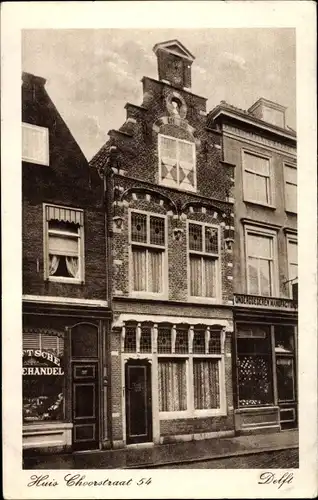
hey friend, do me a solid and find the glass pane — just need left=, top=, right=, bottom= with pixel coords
left=49, top=235, right=78, bottom=255
left=205, top=227, right=218, bottom=254
left=247, top=257, right=259, bottom=295
left=204, top=258, right=216, bottom=297
left=276, top=357, right=295, bottom=401
left=189, top=224, right=202, bottom=251
left=244, top=152, right=269, bottom=176
left=157, top=327, right=172, bottom=353
left=285, top=165, right=297, bottom=184
left=175, top=328, right=188, bottom=353
left=178, top=141, right=194, bottom=164
left=124, top=325, right=137, bottom=352
left=275, top=326, right=294, bottom=353
left=193, top=359, right=220, bottom=409
left=244, top=171, right=255, bottom=200
left=288, top=241, right=298, bottom=264
left=132, top=248, right=147, bottom=291
left=193, top=329, right=205, bottom=354
left=238, top=355, right=273, bottom=406
left=140, top=326, right=152, bottom=353
left=158, top=359, right=187, bottom=411
left=71, top=323, right=98, bottom=357
left=260, top=259, right=272, bottom=296
left=248, top=234, right=272, bottom=258
left=160, top=136, right=177, bottom=160
left=150, top=216, right=165, bottom=246
left=254, top=174, right=269, bottom=204
left=131, top=212, right=147, bottom=243
left=23, top=332, right=65, bottom=422
left=208, top=331, right=222, bottom=354
left=285, top=184, right=297, bottom=212
left=148, top=250, right=162, bottom=293
left=22, top=123, right=48, bottom=164
left=49, top=255, right=79, bottom=278
left=190, top=256, right=202, bottom=296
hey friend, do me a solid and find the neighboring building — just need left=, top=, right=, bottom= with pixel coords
left=208, top=98, right=298, bottom=434
left=22, top=72, right=112, bottom=454
left=90, top=40, right=236, bottom=447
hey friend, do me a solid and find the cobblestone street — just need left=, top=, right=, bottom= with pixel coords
left=158, top=449, right=299, bottom=469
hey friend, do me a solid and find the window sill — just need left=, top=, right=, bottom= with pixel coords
left=129, top=292, right=168, bottom=300
left=188, top=296, right=221, bottom=305
left=159, top=410, right=227, bottom=420
left=46, top=277, right=83, bottom=285
left=159, top=180, right=197, bottom=194
left=244, top=200, right=276, bottom=210
left=285, top=209, right=297, bottom=215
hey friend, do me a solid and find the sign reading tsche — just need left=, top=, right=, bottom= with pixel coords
left=23, top=349, right=64, bottom=376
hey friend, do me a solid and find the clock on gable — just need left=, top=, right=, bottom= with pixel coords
left=153, top=39, right=195, bottom=89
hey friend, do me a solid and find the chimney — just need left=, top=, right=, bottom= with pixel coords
left=248, top=98, right=287, bottom=128
left=153, top=40, right=195, bottom=90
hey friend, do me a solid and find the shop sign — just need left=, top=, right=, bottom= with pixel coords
left=22, top=349, right=64, bottom=375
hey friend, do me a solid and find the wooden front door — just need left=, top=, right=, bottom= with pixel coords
left=125, top=360, right=152, bottom=444
left=72, top=361, right=99, bottom=450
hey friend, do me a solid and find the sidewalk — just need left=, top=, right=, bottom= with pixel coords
left=24, top=429, right=298, bottom=469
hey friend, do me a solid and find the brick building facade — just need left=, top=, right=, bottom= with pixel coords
left=22, top=72, right=112, bottom=454
left=208, top=98, right=298, bottom=434
left=90, top=41, right=236, bottom=447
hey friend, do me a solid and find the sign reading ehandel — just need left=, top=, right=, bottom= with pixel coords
left=23, top=350, right=64, bottom=375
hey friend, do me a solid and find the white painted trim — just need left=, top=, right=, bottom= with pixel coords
left=22, top=294, right=108, bottom=308
left=286, top=235, right=298, bottom=298
left=283, top=161, right=297, bottom=214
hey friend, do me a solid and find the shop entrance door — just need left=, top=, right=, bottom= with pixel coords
left=72, top=362, right=99, bottom=450
left=125, top=360, right=152, bottom=444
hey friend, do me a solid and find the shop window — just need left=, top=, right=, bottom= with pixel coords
left=275, top=326, right=296, bottom=402
left=130, top=211, right=166, bottom=296
left=23, top=331, right=65, bottom=422
left=284, top=164, right=297, bottom=213
left=243, top=151, right=273, bottom=206
left=22, top=122, right=49, bottom=166
left=237, top=324, right=273, bottom=407
left=188, top=222, right=219, bottom=299
left=44, top=205, right=84, bottom=283
left=159, top=134, right=196, bottom=192
left=245, top=228, right=277, bottom=296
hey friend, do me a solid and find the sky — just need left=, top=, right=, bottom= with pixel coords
left=22, top=29, right=296, bottom=161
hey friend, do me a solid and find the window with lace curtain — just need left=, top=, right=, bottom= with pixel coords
left=130, top=210, right=166, bottom=296
left=44, top=204, right=84, bottom=283
left=188, top=222, right=219, bottom=299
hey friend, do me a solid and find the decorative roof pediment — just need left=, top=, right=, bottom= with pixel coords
left=153, top=40, right=195, bottom=62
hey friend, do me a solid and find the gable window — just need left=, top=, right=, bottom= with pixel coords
left=287, top=237, right=298, bottom=299
left=22, top=122, right=49, bottom=166
left=245, top=228, right=277, bottom=296
left=44, top=205, right=84, bottom=283
left=159, top=135, right=196, bottom=192
left=130, top=211, right=166, bottom=296
left=188, top=222, right=219, bottom=299
left=284, top=164, right=297, bottom=213
left=243, top=151, right=272, bottom=206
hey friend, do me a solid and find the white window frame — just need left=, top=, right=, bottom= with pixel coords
left=128, top=209, right=168, bottom=299
left=43, top=204, right=84, bottom=284
left=286, top=235, right=298, bottom=298
left=284, top=162, right=297, bottom=214
left=157, top=327, right=226, bottom=419
left=244, top=225, right=279, bottom=297
left=187, top=221, right=221, bottom=303
left=22, top=122, right=49, bottom=166
left=158, top=134, right=197, bottom=193
left=242, top=149, right=274, bottom=207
